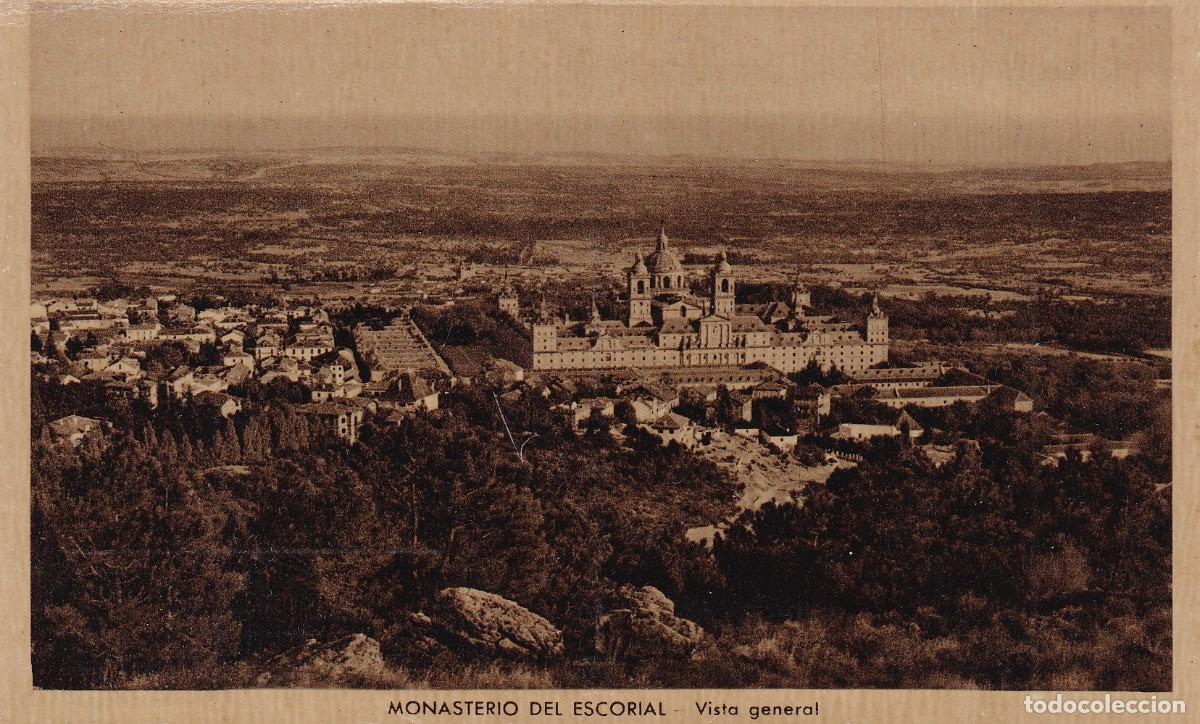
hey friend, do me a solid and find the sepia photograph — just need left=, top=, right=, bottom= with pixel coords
left=24, top=1, right=1175, bottom=698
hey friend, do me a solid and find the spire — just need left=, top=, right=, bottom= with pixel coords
left=656, top=227, right=669, bottom=251
left=716, top=249, right=732, bottom=274
left=590, top=294, right=601, bottom=322
left=870, top=291, right=884, bottom=317
left=631, top=251, right=647, bottom=275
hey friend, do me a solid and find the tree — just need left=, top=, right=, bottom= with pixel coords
left=64, top=336, right=85, bottom=360
left=714, top=385, right=739, bottom=427
left=142, top=342, right=190, bottom=375
left=753, top=397, right=797, bottom=434
left=195, top=342, right=222, bottom=367
left=614, top=399, right=638, bottom=427
left=32, top=441, right=245, bottom=687
left=788, top=359, right=848, bottom=387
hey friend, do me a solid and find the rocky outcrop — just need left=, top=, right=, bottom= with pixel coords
left=595, top=585, right=706, bottom=661
left=256, top=633, right=386, bottom=686
left=396, top=587, right=564, bottom=663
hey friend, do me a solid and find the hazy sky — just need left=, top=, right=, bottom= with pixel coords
left=32, top=3, right=1171, bottom=165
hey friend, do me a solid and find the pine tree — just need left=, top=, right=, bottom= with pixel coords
left=218, top=418, right=242, bottom=464
left=240, top=416, right=271, bottom=461
left=158, top=430, right=179, bottom=466
left=178, top=434, right=195, bottom=466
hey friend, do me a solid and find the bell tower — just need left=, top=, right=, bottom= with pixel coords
left=628, top=252, right=652, bottom=326
left=710, top=251, right=736, bottom=318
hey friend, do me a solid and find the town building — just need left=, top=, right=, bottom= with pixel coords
left=760, top=428, right=799, bottom=453
left=566, top=397, right=617, bottom=428
left=124, top=323, right=161, bottom=342
left=283, top=328, right=335, bottom=361
left=46, top=415, right=109, bottom=448
left=193, top=391, right=244, bottom=418
left=642, top=411, right=696, bottom=448
left=845, top=363, right=947, bottom=390
left=873, top=385, right=1033, bottom=411
left=1038, top=433, right=1140, bottom=464
left=105, top=378, right=159, bottom=409
left=835, top=410, right=925, bottom=441
left=299, top=398, right=371, bottom=443
left=391, top=371, right=440, bottom=415
left=166, top=366, right=195, bottom=399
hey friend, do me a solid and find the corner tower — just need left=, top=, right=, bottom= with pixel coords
left=790, top=267, right=811, bottom=312
left=866, top=292, right=888, bottom=345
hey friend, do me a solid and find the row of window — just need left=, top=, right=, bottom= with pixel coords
left=534, top=346, right=886, bottom=371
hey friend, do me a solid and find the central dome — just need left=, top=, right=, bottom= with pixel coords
left=645, top=228, right=682, bottom=275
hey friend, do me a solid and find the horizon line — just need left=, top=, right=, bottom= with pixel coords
left=28, top=145, right=1172, bottom=171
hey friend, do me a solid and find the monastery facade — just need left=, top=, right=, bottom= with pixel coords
left=507, top=230, right=889, bottom=374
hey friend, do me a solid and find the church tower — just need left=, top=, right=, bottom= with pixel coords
left=627, top=252, right=652, bottom=326
left=710, top=251, right=736, bottom=318
left=866, top=292, right=888, bottom=344
left=497, top=267, right=519, bottom=317
left=532, top=294, right=558, bottom=355
left=790, top=267, right=811, bottom=312
left=498, top=284, right=519, bottom=317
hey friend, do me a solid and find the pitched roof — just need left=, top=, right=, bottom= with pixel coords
left=397, top=372, right=434, bottom=403
left=990, top=385, right=1033, bottom=403
left=849, top=365, right=945, bottom=382
left=879, top=385, right=995, bottom=400
left=754, top=380, right=788, bottom=392
left=731, top=315, right=770, bottom=332
left=651, top=412, right=690, bottom=431
left=299, top=399, right=364, bottom=416
left=760, top=301, right=792, bottom=320
left=658, top=318, right=696, bottom=335
left=193, top=391, right=239, bottom=407
left=48, top=414, right=102, bottom=436
left=625, top=381, right=677, bottom=402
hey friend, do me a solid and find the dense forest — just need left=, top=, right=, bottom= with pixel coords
left=32, top=373, right=1170, bottom=689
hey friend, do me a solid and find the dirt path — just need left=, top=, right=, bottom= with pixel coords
left=684, top=430, right=853, bottom=546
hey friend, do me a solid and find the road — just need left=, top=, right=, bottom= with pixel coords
left=684, top=429, right=853, bottom=546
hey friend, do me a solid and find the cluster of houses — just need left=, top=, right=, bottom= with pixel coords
left=467, top=347, right=1048, bottom=460
left=35, top=289, right=1128, bottom=468
left=34, top=293, right=445, bottom=446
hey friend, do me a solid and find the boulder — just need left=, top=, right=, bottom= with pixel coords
left=256, top=633, right=386, bottom=686
left=398, top=587, right=564, bottom=662
left=595, top=585, right=706, bottom=661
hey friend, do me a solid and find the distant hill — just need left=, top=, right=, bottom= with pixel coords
left=31, top=151, right=1170, bottom=194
